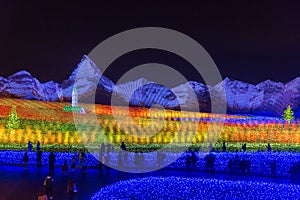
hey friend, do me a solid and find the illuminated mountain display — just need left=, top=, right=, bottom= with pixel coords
left=0, top=55, right=299, bottom=117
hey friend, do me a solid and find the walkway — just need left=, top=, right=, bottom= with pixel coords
left=0, top=164, right=292, bottom=200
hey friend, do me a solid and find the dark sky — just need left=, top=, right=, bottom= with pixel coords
left=1, top=1, right=300, bottom=84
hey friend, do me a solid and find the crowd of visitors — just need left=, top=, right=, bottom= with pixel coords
left=18, top=141, right=299, bottom=199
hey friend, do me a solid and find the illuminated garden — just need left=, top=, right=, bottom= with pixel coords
left=0, top=90, right=298, bottom=199
left=0, top=98, right=299, bottom=152
left=2, top=2, right=300, bottom=199
left=0, top=67, right=299, bottom=200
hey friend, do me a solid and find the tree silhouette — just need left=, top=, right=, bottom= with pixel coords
left=282, top=105, right=294, bottom=124
left=6, top=105, right=20, bottom=130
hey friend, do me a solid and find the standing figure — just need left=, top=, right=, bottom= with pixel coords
left=191, top=150, right=198, bottom=168
left=186, top=152, right=192, bottom=169
left=121, top=142, right=126, bottom=151
left=271, top=160, right=276, bottom=178
left=233, top=155, right=240, bottom=175
left=28, top=141, right=33, bottom=152
left=78, top=149, right=83, bottom=167
left=70, top=156, right=76, bottom=175
left=43, top=173, right=54, bottom=200
left=49, top=152, right=56, bottom=174
left=81, top=157, right=87, bottom=174
left=37, top=150, right=42, bottom=168
left=23, top=152, right=29, bottom=172
left=242, top=143, right=247, bottom=152
left=67, top=178, right=77, bottom=200
left=240, top=158, right=247, bottom=176
left=62, top=161, right=68, bottom=180
left=36, top=141, right=41, bottom=151
left=267, top=143, right=272, bottom=152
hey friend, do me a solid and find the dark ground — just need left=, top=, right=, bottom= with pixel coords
left=0, top=164, right=291, bottom=200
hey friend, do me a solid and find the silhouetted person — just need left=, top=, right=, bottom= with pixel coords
left=81, top=151, right=86, bottom=168
left=271, top=160, right=276, bottom=178
left=78, top=149, right=83, bottom=166
left=186, top=153, right=192, bottom=169
left=98, top=160, right=103, bottom=172
left=36, top=141, right=41, bottom=151
left=222, top=142, right=227, bottom=152
left=205, top=153, right=215, bottom=173
left=67, top=178, right=77, bottom=200
left=121, top=142, right=126, bottom=151
left=233, top=155, right=240, bottom=175
left=242, top=143, right=247, bottom=152
left=240, top=158, right=247, bottom=176
left=28, top=141, right=33, bottom=152
left=37, top=150, right=42, bottom=168
left=23, top=152, right=29, bottom=172
left=62, top=161, right=68, bottom=180
left=43, top=173, right=54, bottom=199
left=267, top=143, right=272, bottom=152
left=191, top=151, right=198, bottom=168
left=81, top=156, right=87, bottom=174
left=49, top=152, right=55, bottom=174
left=70, top=156, right=76, bottom=174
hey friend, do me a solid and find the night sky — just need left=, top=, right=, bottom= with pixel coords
left=1, top=1, right=300, bottom=84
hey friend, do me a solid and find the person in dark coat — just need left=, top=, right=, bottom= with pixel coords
left=242, top=143, right=247, bottom=152
left=240, top=158, right=247, bottom=176
left=267, top=143, right=272, bottom=152
left=23, top=152, right=29, bottom=172
left=191, top=150, right=198, bottom=168
left=49, top=152, right=55, bottom=174
left=233, top=155, right=240, bottom=175
left=70, top=156, right=76, bottom=175
left=28, top=141, right=33, bottom=152
left=43, top=173, right=54, bottom=200
left=271, top=160, right=276, bottom=178
left=37, top=150, right=42, bottom=168
left=186, top=153, right=192, bottom=169
left=62, top=161, right=68, bottom=180
left=36, top=141, right=41, bottom=151
left=67, top=178, right=77, bottom=200
left=120, top=142, right=126, bottom=151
